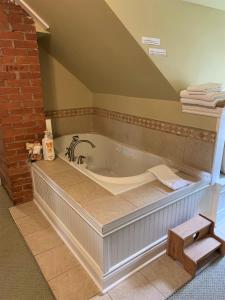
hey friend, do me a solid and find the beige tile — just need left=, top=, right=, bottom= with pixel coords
left=50, top=169, right=86, bottom=189
left=15, top=212, right=50, bottom=236
left=36, top=158, right=70, bottom=176
left=82, top=195, right=136, bottom=225
left=66, top=180, right=110, bottom=205
left=91, top=294, right=112, bottom=300
left=52, top=115, right=94, bottom=137
left=160, top=133, right=185, bottom=163
left=109, top=272, right=164, bottom=300
left=35, top=244, right=79, bottom=280
left=24, top=227, right=63, bottom=256
left=9, top=201, right=39, bottom=220
left=183, top=138, right=214, bottom=172
left=48, top=264, right=99, bottom=300
left=121, top=183, right=167, bottom=208
left=139, top=127, right=164, bottom=155
left=140, top=254, right=191, bottom=297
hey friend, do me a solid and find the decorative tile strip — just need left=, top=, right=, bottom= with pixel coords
left=93, top=108, right=216, bottom=143
left=45, top=107, right=95, bottom=118
left=45, top=107, right=216, bottom=143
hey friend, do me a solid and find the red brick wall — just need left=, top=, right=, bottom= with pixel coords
left=0, top=0, right=45, bottom=204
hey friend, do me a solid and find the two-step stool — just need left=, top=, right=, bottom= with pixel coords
left=167, top=214, right=225, bottom=276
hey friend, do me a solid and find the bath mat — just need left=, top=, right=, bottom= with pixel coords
left=168, top=256, right=225, bottom=300
left=0, top=187, right=55, bottom=300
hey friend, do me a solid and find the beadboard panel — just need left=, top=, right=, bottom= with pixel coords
left=32, top=170, right=104, bottom=269
left=103, top=187, right=208, bottom=273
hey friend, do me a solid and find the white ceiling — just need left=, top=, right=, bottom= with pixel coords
left=183, top=0, right=225, bottom=11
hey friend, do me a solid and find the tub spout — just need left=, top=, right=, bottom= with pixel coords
left=65, top=137, right=95, bottom=162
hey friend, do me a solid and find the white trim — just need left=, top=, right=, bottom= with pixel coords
left=15, top=0, right=49, bottom=30
left=211, top=109, right=225, bottom=184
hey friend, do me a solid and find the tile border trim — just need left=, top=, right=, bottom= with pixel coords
left=45, top=107, right=216, bottom=143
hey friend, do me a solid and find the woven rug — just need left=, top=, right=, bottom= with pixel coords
left=169, top=256, right=225, bottom=300
left=0, top=187, right=55, bottom=300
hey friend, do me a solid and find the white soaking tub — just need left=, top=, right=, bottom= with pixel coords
left=54, top=133, right=168, bottom=194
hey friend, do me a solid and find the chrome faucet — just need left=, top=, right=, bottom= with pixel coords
left=65, top=136, right=95, bottom=162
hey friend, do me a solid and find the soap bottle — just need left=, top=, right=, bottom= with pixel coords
left=42, top=131, right=55, bottom=161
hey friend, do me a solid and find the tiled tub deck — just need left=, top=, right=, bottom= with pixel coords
left=31, top=158, right=211, bottom=292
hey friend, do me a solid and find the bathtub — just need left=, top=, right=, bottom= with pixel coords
left=33, top=133, right=212, bottom=292
left=54, top=133, right=169, bottom=194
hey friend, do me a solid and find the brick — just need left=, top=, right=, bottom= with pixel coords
left=8, top=14, right=23, bottom=24
left=16, top=56, right=39, bottom=64
left=29, top=65, right=40, bottom=71
left=11, top=24, right=35, bottom=33
left=24, top=17, right=34, bottom=25
left=27, top=48, right=38, bottom=56
left=14, top=40, right=37, bottom=48
left=0, top=87, right=20, bottom=95
left=22, top=86, right=42, bottom=94
left=0, top=56, right=15, bottom=64
left=0, top=72, right=16, bottom=80
left=6, top=79, right=30, bottom=87
left=19, top=72, right=40, bottom=79
left=0, top=40, right=13, bottom=47
left=2, top=48, right=27, bottom=56
left=25, top=33, right=37, bottom=40
left=0, top=31, right=24, bottom=40
left=0, top=1, right=44, bottom=205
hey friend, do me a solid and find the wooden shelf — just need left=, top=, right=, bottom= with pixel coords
left=184, top=237, right=221, bottom=263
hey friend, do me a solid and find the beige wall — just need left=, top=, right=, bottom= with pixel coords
left=34, top=0, right=222, bottom=131
left=93, top=93, right=217, bottom=131
left=106, top=0, right=225, bottom=91
left=39, top=45, right=93, bottom=111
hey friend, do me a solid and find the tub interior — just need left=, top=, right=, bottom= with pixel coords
left=54, top=133, right=165, bottom=178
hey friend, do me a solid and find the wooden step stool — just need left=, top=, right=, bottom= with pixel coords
left=167, top=214, right=225, bottom=276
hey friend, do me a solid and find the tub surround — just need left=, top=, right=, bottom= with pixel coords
left=46, top=107, right=216, bottom=143
left=45, top=107, right=215, bottom=172
left=32, top=157, right=211, bottom=291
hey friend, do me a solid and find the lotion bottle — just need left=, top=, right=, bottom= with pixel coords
left=42, top=131, right=55, bottom=161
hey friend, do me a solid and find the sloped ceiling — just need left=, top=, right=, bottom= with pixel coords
left=183, top=0, right=225, bottom=11
left=24, top=0, right=177, bottom=100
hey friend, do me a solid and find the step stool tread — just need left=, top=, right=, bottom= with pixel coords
left=171, top=215, right=211, bottom=239
left=184, top=237, right=221, bottom=263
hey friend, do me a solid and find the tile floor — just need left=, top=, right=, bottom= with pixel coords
left=12, top=201, right=219, bottom=300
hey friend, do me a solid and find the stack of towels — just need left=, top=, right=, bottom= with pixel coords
left=180, top=83, right=225, bottom=115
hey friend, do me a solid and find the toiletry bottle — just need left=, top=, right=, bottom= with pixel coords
left=42, top=131, right=55, bottom=161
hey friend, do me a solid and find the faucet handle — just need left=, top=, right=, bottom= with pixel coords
left=72, top=135, right=79, bottom=141
left=77, top=155, right=86, bottom=165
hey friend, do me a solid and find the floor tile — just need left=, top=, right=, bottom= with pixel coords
left=108, top=272, right=164, bottom=300
left=140, top=254, right=191, bottom=297
left=14, top=212, right=50, bottom=236
left=48, top=264, right=99, bottom=300
left=9, top=201, right=39, bottom=220
left=35, top=244, right=79, bottom=281
left=24, top=227, right=63, bottom=256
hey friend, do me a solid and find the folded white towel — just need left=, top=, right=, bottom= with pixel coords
left=187, top=83, right=223, bottom=93
left=180, top=98, right=220, bottom=107
left=148, top=164, right=190, bottom=190
left=182, top=104, right=222, bottom=117
left=180, top=90, right=225, bottom=102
